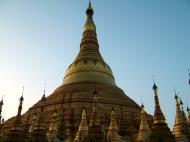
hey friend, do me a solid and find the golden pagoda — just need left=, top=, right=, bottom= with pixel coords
left=47, top=110, right=58, bottom=142
left=0, top=98, right=4, bottom=142
left=187, top=106, right=190, bottom=136
left=136, top=104, right=151, bottom=142
left=5, top=93, right=25, bottom=142
left=3, top=2, right=143, bottom=142
left=148, top=82, right=175, bottom=142
left=187, top=107, right=190, bottom=125
left=74, top=109, right=88, bottom=142
left=4, top=2, right=190, bottom=142
left=107, top=108, right=120, bottom=142
left=173, top=94, right=188, bottom=142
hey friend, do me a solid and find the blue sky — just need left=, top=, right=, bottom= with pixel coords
left=0, top=0, right=190, bottom=128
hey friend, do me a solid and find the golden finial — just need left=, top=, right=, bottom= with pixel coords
left=20, top=86, right=24, bottom=102
left=174, top=89, right=178, bottom=99
left=141, top=103, right=144, bottom=109
left=44, top=82, right=46, bottom=96
left=86, top=0, right=93, bottom=16
left=84, top=1, right=96, bottom=31
left=152, top=75, right=158, bottom=90
left=41, top=83, right=46, bottom=101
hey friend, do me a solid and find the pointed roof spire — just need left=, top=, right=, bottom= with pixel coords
left=90, top=91, right=100, bottom=127
left=107, top=108, right=120, bottom=142
left=0, top=96, right=3, bottom=125
left=74, top=109, right=88, bottom=141
left=84, top=1, right=95, bottom=31
left=41, top=83, right=46, bottom=102
left=187, top=106, right=190, bottom=124
left=47, top=110, right=58, bottom=142
left=179, top=98, right=190, bottom=139
left=173, top=92, right=188, bottom=142
left=88, top=91, right=102, bottom=141
left=152, top=75, right=158, bottom=90
left=48, top=110, right=57, bottom=132
left=152, top=81, right=158, bottom=91
left=6, top=87, right=25, bottom=142
left=136, top=104, right=151, bottom=142
left=152, top=81, right=166, bottom=124
left=149, top=81, right=176, bottom=142
left=63, top=1, right=115, bottom=86
left=29, top=112, right=37, bottom=134
left=16, top=86, right=24, bottom=123
left=141, top=103, right=144, bottom=109
left=29, top=108, right=48, bottom=141
left=28, top=110, right=48, bottom=142
left=86, top=1, right=93, bottom=16
left=180, top=99, right=183, bottom=107
left=0, top=97, right=3, bottom=141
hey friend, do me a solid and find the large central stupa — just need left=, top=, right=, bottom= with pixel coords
left=3, top=2, right=149, bottom=142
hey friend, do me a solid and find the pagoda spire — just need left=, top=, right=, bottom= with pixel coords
left=136, top=104, right=151, bottom=142
left=107, top=108, right=120, bottom=142
left=5, top=87, right=25, bottom=142
left=28, top=91, right=48, bottom=142
left=90, top=91, right=100, bottom=127
left=83, top=1, right=96, bottom=32
left=41, top=84, right=46, bottom=102
left=29, top=112, right=37, bottom=134
left=63, top=1, right=115, bottom=86
left=0, top=97, right=3, bottom=125
left=187, top=106, right=190, bottom=123
left=179, top=98, right=190, bottom=141
left=173, top=93, right=188, bottom=142
left=187, top=106, right=190, bottom=136
left=16, top=92, right=24, bottom=123
left=14, top=87, right=24, bottom=125
left=74, top=109, right=88, bottom=141
left=152, top=82, right=166, bottom=124
left=149, top=81, right=175, bottom=142
left=88, top=91, right=102, bottom=141
left=74, top=1, right=103, bottom=64
left=47, top=110, right=58, bottom=142
left=0, top=97, right=3, bottom=142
